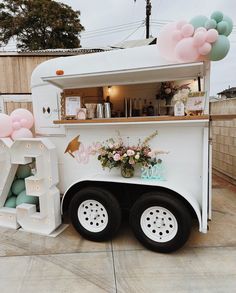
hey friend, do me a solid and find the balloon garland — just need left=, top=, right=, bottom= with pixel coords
left=158, top=11, right=233, bottom=62
left=0, top=109, right=34, bottom=139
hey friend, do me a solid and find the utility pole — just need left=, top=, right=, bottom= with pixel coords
left=145, top=0, right=152, bottom=39
left=134, top=0, right=152, bottom=39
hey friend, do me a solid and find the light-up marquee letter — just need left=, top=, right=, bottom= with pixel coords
left=0, top=138, right=61, bottom=235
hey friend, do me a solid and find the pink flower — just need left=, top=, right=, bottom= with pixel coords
left=99, top=149, right=107, bottom=156
left=127, top=149, right=135, bottom=156
left=114, top=153, right=121, bottom=161
left=147, top=151, right=155, bottom=158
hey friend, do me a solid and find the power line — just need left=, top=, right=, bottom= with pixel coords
left=81, top=22, right=145, bottom=39
left=81, top=20, right=144, bottom=36
left=116, top=21, right=145, bottom=44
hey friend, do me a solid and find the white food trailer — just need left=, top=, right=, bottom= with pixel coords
left=29, top=45, right=211, bottom=253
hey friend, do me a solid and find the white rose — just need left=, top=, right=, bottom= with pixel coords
left=165, top=88, right=171, bottom=94
left=127, top=149, right=135, bottom=156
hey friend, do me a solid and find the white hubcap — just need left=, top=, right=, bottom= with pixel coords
left=78, top=199, right=108, bottom=232
left=140, top=206, right=178, bottom=242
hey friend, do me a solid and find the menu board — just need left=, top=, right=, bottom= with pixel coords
left=65, top=96, right=81, bottom=116
left=186, top=92, right=206, bottom=112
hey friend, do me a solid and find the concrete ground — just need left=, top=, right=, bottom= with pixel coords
left=0, top=175, right=235, bottom=293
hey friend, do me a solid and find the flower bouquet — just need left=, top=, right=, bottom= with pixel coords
left=97, top=131, right=165, bottom=178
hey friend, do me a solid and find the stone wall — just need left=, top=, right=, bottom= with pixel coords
left=211, top=98, right=236, bottom=185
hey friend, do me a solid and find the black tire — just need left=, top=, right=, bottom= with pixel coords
left=69, top=187, right=121, bottom=241
left=129, top=191, right=192, bottom=253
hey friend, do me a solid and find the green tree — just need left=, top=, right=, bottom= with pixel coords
left=0, top=0, right=84, bottom=50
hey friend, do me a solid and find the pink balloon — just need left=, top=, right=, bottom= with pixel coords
left=172, top=30, right=183, bottom=42
left=181, top=24, right=194, bottom=38
left=195, top=27, right=207, bottom=33
left=20, top=118, right=28, bottom=127
left=193, top=31, right=207, bottom=47
left=158, top=22, right=179, bottom=62
left=175, top=37, right=199, bottom=62
left=10, top=109, right=34, bottom=130
left=11, top=115, right=21, bottom=123
left=206, top=29, right=219, bottom=43
left=198, top=43, right=212, bottom=55
left=176, top=20, right=188, bottom=30
left=11, top=128, right=33, bottom=140
left=12, top=121, right=21, bottom=130
left=0, top=113, right=13, bottom=137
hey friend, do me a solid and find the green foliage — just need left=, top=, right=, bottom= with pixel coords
left=0, top=0, right=84, bottom=50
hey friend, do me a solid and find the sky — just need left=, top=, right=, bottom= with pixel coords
left=3, top=0, right=236, bottom=96
left=59, top=0, right=236, bottom=96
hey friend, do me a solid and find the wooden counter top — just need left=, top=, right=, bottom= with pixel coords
left=54, top=115, right=210, bottom=124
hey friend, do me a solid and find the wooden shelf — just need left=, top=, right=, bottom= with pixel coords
left=54, top=115, right=209, bottom=124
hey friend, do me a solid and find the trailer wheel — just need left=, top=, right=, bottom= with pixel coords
left=69, top=187, right=121, bottom=241
left=130, top=192, right=192, bottom=253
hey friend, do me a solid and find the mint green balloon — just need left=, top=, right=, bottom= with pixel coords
left=7, top=190, right=13, bottom=199
left=16, top=165, right=31, bottom=179
left=209, top=35, right=230, bottom=61
left=190, top=15, right=209, bottom=29
left=4, top=196, right=17, bottom=208
left=217, top=21, right=228, bottom=35
left=205, top=19, right=217, bottom=29
left=11, top=179, right=25, bottom=195
left=223, top=15, right=233, bottom=36
left=211, top=11, right=223, bottom=23
left=16, top=190, right=39, bottom=206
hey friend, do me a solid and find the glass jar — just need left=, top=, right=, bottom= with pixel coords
left=120, top=164, right=134, bottom=178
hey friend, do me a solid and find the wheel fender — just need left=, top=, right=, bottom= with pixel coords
left=61, top=179, right=203, bottom=232
left=160, top=186, right=203, bottom=232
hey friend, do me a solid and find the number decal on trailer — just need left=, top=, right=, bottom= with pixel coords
left=141, top=160, right=166, bottom=180
left=0, top=138, right=61, bottom=235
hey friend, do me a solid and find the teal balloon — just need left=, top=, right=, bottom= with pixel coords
left=205, top=19, right=217, bottom=29
left=7, top=190, right=13, bottom=199
left=217, top=21, right=228, bottom=35
left=11, top=179, right=25, bottom=195
left=16, top=165, right=31, bottom=179
left=190, top=15, right=208, bottom=29
left=209, top=35, right=230, bottom=61
left=211, top=11, right=224, bottom=23
left=4, top=196, right=17, bottom=208
left=223, top=15, right=233, bottom=36
left=16, top=190, right=39, bottom=206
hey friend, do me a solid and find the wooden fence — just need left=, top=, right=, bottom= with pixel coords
left=211, top=98, right=236, bottom=185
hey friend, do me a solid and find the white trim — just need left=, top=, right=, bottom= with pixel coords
left=208, top=137, right=213, bottom=220
left=201, top=127, right=209, bottom=233
left=41, top=63, right=205, bottom=90
left=203, top=62, right=211, bottom=114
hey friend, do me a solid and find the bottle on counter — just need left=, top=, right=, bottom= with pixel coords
left=105, top=96, right=113, bottom=110
left=174, top=100, right=185, bottom=116
left=132, top=98, right=139, bottom=116
left=142, top=99, right=148, bottom=116
left=129, top=98, right=133, bottom=117
left=138, top=98, right=143, bottom=116
left=124, top=98, right=128, bottom=117
left=147, top=101, right=154, bottom=116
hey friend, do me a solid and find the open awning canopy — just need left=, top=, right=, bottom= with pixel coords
left=42, top=62, right=205, bottom=90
